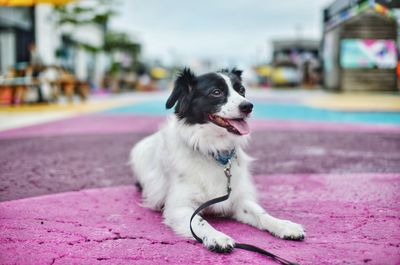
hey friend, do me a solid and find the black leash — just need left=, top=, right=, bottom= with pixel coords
left=189, top=161, right=299, bottom=265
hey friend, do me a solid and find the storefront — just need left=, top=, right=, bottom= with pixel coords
left=0, top=7, right=35, bottom=74
left=322, top=0, right=399, bottom=91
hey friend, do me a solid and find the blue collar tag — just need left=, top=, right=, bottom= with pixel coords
left=213, top=149, right=236, bottom=165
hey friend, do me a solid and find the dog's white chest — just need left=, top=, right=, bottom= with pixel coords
left=179, top=157, right=243, bottom=214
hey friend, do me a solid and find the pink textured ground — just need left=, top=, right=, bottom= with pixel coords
left=1, top=115, right=400, bottom=139
left=1, top=173, right=399, bottom=265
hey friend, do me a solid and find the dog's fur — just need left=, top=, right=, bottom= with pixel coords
left=130, top=68, right=305, bottom=252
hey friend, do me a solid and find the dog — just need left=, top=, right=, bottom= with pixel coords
left=130, top=68, right=305, bottom=252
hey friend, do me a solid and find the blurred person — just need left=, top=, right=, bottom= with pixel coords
left=13, top=66, right=31, bottom=104
left=138, top=73, right=151, bottom=91
left=125, top=71, right=138, bottom=90
left=23, top=65, right=38, bottom=103
left=302, top=60, right=312, bottom=87
left=59, top=67, right=76, bottom=102
left=39, top=65, right=60, bottom=102
left=28, top=43, right=44, bottom=77
left=58, top=67, right=88, bottom=102
left=27, top=43, right=47, bottom=102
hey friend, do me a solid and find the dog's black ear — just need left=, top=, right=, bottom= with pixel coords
left=231, top=68, right=243, bottom=81
left=166, top=67, right=196, bottom=109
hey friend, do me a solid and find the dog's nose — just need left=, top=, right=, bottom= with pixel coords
left=239, top=101, right=253, bottom=114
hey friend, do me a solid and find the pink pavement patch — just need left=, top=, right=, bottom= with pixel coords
left=1, top=114, right=400, bottom=139
left=0, top=115, right=164, bottom=139
left=1, top=173, right=399, bottom=265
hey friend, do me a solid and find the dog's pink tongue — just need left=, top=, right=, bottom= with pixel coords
left=227, top=119, right=250, bottom=135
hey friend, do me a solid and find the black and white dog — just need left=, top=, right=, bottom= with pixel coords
left=130, top=68, right=305, bottom=252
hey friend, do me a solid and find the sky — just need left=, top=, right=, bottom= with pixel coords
left=110, top=0, right=333, bottom=68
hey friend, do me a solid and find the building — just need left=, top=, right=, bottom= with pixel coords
left=0, top=2, right=108, bottom=87
left=322, top=0, right=399, bottom=91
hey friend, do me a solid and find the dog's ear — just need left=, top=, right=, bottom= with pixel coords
left=231, top=68, right=243, bottom=81
left=166, top=67, right=197, bottom=109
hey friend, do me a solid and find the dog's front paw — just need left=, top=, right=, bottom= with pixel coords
left=269, top=219, right=305, bottom=241
left=203, top=231, right=235, bottom=253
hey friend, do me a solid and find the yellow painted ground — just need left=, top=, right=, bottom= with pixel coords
left=0, top=92, right=167, bottom=131
left=0, top=97, right=140, bottom=114
left=305, top=93, right=400, bottom=112
left=0, top=96, right=146, bottom=131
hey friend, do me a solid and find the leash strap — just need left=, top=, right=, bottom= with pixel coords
left=189, top=160, right=299, bottom=265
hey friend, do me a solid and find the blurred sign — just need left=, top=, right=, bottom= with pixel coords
left=340, top=39, right=397, bottom=69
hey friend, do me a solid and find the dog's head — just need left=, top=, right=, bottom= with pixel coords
left=166, top=68, right=253, bottom=136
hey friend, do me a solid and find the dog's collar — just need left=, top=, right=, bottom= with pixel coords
left=210, top=149, right=236, bottom=166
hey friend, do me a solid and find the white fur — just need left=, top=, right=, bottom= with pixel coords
left=217, top=73, right=251, bottom=119
left=130, top=78, right=305, bottom=250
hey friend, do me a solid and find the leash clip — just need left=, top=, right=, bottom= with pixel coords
left=224, top=159, right=232, bottom=193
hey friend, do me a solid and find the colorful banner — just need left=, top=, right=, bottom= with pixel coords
left=340, top=39, right=397, bottom=69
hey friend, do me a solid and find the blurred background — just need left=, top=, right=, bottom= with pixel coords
left=0, top=0, right=399, bottom=105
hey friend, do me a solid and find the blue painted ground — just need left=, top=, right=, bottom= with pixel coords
left=104, top=100, right=400, bottom=125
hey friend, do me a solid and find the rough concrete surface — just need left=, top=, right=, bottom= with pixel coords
left=1, top=172, right=399, bottom=265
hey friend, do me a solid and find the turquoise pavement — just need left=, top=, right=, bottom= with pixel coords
left=104, top=99, right=400, bottom=125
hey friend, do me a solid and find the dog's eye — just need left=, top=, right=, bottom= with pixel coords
left=211, top=89, right=223, bottom=97
left=238, top=86, right=245, bottom=96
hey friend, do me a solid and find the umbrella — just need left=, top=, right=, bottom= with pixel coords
left=0, top=0, right=75, bottom=6
left=150, top=67, right=168, bottom=79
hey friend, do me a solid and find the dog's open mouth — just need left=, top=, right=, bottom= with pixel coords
left=208, top=114, right=250, bottom=135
